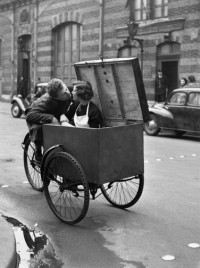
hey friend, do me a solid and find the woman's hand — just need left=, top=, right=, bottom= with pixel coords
left=60, top=114, right=69, bottom=123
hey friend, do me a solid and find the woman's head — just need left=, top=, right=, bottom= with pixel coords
left=48, top=78, right=70, bottom=100
left=180, top=78, right=188, bottom=87
left=72, top=81, right=93, bottom=102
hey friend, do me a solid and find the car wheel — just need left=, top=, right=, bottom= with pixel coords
left=11, top=103, right=22, bottom=118
left=144, top=114, right=160, bottom=136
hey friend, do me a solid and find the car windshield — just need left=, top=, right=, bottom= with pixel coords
left=168, top=92, right=186, bottom=105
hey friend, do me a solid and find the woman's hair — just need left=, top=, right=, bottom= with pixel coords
left=188, top=75, right=196, bottom=83
left=47, top=78, right=65, bottom=98
left=74, top=81, right=93, bottom=101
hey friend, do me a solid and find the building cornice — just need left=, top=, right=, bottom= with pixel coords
left=116, top=17, right=185, bottom=38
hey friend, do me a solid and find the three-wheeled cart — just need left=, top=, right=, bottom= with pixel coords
left=23, top=57, right=150, bottom=225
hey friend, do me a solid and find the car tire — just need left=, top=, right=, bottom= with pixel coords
left=11, top=102, right=22, bottom=118
left=144, top=114, right=160, bottom=136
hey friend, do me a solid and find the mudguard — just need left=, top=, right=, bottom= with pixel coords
left=21, top=132, right=30, bottom=148
left=40, top=144, right=64, bottom=179
left=11, top=96, right=27, bottom=112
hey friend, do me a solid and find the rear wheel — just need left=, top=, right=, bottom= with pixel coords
left=11, top=103, right=22, bottom=118
left=144, top=114, right=160, bottom=136
left=100, top=174, right=144, bottom=209
left=23, top=137, right=44, bottom=191
left=43, top=152, right=89, bottom=225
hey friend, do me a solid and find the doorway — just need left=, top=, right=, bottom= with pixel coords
left=162, top=61, right=178, bottom=95
left=17, top=35, right=31, bottom=97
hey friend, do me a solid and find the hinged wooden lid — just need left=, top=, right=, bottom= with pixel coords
left=74, top=57, right=150, bottom=126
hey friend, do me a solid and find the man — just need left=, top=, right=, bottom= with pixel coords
left=155, top=70, right=168, bottom=102
left=25, top=78, right=71, bottom=161
left=17, top=76, right=26, bottom=98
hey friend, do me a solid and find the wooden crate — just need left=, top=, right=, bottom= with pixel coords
left=43, top=123, right=144, bottom=184
left=43, top=58, right=149, bottom=184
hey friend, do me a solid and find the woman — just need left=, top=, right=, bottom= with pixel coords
left=180, top=77, right=188, bottom=88
left=61, top=81, right=103, bottom=128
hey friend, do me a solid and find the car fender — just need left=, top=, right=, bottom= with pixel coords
left=40, top=144, right=64, bottom=179
left=11, top=96, right=26, bottom=112
left=149, top=106, right=174, bottom=127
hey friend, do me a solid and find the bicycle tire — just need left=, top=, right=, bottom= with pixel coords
left=23, top=137, right=44, bottom=191
left=43, top=151, right=89, bottom=225
left=100, top=174, right=144, bottom=209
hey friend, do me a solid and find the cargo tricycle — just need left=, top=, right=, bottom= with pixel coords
left=22, top=57, right=150, bottom=225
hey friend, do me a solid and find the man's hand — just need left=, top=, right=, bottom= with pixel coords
left=51, top=117, right=60, bottom=125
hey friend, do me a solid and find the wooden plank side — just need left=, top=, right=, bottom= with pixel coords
left=74, top=58, right=149, bottom=124
left=74, top=64, right=103, bottom=114
left=113, top=61, right=143, bottom=121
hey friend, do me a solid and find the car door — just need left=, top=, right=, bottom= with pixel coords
left=185, top=92, right=200, bottom=132
left=165, top=91, right=187, bottom=130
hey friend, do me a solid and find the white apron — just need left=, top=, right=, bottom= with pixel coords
left=74, top=102, right=90, bottom=128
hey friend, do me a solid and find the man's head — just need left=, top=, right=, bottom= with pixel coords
left=72, top=81, right=93, bottom=101
left=158, top=70, right=163, bottom=78
left=188, top=75, right=196, bottom=83
left=47, top=78, right=70, bottom=101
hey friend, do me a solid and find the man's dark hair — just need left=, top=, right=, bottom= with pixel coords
left=188, top=75, right=196, bottom=83
left=47, top=78, right=65, bottom=98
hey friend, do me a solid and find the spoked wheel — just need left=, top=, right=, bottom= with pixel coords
left=43, top=152, right=89, bottom=225
left=100, top=174, right=144, bottom=209
left=23, top=137, right=44, bottom=191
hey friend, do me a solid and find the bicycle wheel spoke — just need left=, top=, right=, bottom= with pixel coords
left=100, top=175, right=144, bottom=209
left=43, top=152, right=89, bottom=224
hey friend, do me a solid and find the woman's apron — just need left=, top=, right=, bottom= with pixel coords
left=74, top=102, right=90, bottom=128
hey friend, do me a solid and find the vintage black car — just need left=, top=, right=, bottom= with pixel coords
left=11, top=82, right=48, bottom=118
left=144, top=85, right=200, bottom=136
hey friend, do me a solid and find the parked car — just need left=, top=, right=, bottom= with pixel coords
left=144, top=85, right=200, bottom=136
left=11, top=82, right=48, bottom=118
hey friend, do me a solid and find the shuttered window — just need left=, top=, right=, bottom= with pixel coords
left=54, top=23, right=81, bottom=84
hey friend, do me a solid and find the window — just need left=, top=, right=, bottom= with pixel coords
left=54, top=23, right=81, bottom=84
left=133, top=0, right=147, bottom=21
left=188, top=93, right=200, bottom=106
left=154, top=0, right=168, bottom=18
left=127, top=0, right=168, bottom=21
left=0, top=39, right=2, bottom=67
left=118, top=45, right=138, bottom=58
left=168, top=92, right=186, bottom=105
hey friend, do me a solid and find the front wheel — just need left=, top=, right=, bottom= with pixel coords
left=100, top=174, right=144, bottom=209
left=144, top=114, right=160, bottom=136
left=43, top=152, right=89, bottom=225
left=23, top=137, right=44, bottom=191
left=11, top=102, right=22, bottom=118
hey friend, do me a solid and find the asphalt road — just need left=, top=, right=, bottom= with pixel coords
left=0, top=102, right=200, bottom=268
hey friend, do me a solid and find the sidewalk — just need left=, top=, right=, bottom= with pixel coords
left=0, top=101, right=18, bottom=267
left=0, top=216, right=17, bottom=268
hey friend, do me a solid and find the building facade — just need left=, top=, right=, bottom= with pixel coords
left=0, top=0, right=199, bottom=101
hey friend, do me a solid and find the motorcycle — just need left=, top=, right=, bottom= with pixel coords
left=11, top=82, right=48, bottom=118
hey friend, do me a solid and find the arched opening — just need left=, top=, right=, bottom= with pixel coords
left=157, top=41, right=180, bottom=94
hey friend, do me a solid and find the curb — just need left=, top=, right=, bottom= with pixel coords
left=0, top=216, right=17, bottom=268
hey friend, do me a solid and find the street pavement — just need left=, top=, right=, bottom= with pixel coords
left=0, top=101, right=200, bottom=268
left=0, top=101, right=18, bottom=268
